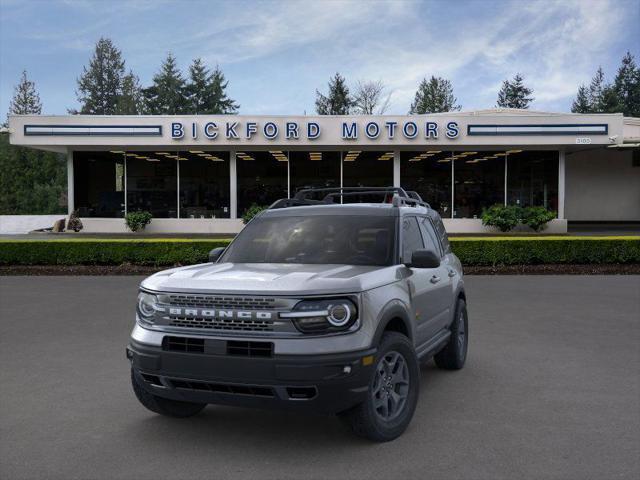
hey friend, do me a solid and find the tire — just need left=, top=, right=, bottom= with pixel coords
left=434, top=299, right=468, bottom=370
left=131, top=369, right=206, bottom=418
left=339, top=332, right=419, bottom=442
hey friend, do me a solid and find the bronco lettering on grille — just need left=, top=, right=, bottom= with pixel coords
left=168, top=308, right=273, bottom=320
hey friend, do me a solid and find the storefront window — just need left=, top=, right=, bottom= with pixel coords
left=73, top=151, right=125, bottom=217
left=236, top=150, right=288, bottom=217
left=507, top=150, right=558, bottom=212
left=401, top=151, right=452, bottom=217
left=453, top=151, right=505, bottom=218
left=342, top=150, right=394, bottom=203
left=126, top=152, right=177, bottom=218
left=289, top=151, right=340, bottom=199
left=178, top=151, right=230, bottom=218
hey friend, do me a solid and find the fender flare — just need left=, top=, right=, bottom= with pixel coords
left=371, top=300, right=414, bottom=347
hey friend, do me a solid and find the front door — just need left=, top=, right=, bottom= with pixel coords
left=401, top=216, right=450, bottom=347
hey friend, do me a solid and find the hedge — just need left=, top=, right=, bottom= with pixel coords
left=0, top=237, right=638, bottom=266
left=450, top=236, right=640, bottom=266
left=0, top=239, right=232, bottom=266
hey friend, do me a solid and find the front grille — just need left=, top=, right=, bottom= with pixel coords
left=169, top=379, right=275, bottom=397
left=162, top=336, right=205, bottom=353
left=168, top=317, right=274, bottom=332
left=227, top=340, right=273, bottom=357
left=168, top=294, right=277, bottom=310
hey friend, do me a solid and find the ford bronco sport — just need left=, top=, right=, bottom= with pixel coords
left=127, top=187, right=468, bottom=442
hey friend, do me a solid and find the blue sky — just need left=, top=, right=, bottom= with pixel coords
left=1, top=0, right=638, bottom=117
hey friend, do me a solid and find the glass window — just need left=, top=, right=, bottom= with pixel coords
left=453, top=151, right=505, bottom=218
left=402, top=216, right=424, bottom=263
left=343, top=150, right=394, bottom=193
left=221, top=215, right=396, bottom=266
left=419, top=217, right=442, bottom=256
left=432, top=215, right=451, bottom=254
left=73, top=151, right=125, bottom=218
left=237, top=150, right=288, bottom=217
left=507, top=150, right=558, bottom=212
left=289, top=151, right=340, bottom=199
left=179, top=151, right=230, bottom=218
left=401, top=151, right=452, bottom=217
left=126, top=152, right=177, bottom=218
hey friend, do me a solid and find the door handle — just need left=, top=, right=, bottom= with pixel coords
left=448, top=269, right=457, bottom=278
left=430, top=275, right=441, bottom=284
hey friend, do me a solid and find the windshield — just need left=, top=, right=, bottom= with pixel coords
left=220, top=215, right=396, bottom=266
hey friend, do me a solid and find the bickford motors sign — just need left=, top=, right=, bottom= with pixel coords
left=171, top=119, right=461, bottom=141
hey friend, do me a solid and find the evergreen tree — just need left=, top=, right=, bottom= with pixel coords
left=75, top=37, right=126, bottom=114
left=409, top=76, right=460, bottom=114
left=8, top=70, right=42, bottom=116
left=207, top=65, right=239, bottom=114
left=186, top=58, right=209, bottom=114
left=587, top=67, right=607, bottom=112
left=116, top=71, right=144, bottom=114
left=1, top=73, right=65, bottom=214
left=185, top=59, right=239, bottom=114
left=571, top=85, right=591, bottom=113
left=613, top=51, right=640, bottom=117
left=143, top=53, right=188, bottom=114
left=315, top=73, right=353, bottom=115
left=496, top=73, right=534, bottom=109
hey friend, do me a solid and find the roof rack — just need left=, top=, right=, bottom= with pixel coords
left=268, top=186, right=431, bottom=210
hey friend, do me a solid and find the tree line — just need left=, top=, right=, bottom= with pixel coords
left=1, top=37, right=638, bottom=215
left=314, top=52, right=638, bottom=116
left=71, top=37, right=239, bottom=115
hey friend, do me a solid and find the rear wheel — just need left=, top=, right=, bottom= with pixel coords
left=131, top=369, right=206, bottom=418
left=434, top=299, right=468, bottom=370
left=339, top=332, right=419, bottom=442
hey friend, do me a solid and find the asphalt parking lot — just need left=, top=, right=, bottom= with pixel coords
left=1, top=275, right=638, bottom=480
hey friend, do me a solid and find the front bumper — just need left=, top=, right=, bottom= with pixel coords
left=128, top=338, right=376, bottom=414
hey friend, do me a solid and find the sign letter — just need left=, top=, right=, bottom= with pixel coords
left=171, top=122, right=184, bottom=139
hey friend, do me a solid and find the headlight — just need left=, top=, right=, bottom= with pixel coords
left=137, top=291, right=158, bottom=325
left=281, top=298, right=358, bottom=334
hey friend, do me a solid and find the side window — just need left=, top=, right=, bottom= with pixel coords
left=432, top=216, right=451, bottom=254
left=402, top=217, right=424, bottom=263
left=419, top=217, right=442, bottom=257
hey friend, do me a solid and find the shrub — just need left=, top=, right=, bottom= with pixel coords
left=521, top=206, right=556, bottom=232
left=0, top=239, right=233, bottom=266
left=66, top=210, right=83, bottom=232
left=242, top=204, right=267, bottom=224
left=125, top=211, right=153, bottom=232
left=481, top=205, right=520, bottom=232
left=0, top=237, right=637, bottom=267
left=450, top=237, right=640, bottom=266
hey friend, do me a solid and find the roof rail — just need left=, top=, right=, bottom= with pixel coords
left=268, top=186, right=431, bottom=210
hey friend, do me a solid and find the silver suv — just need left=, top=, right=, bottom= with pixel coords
left=127, top=187, right=468, bottom=442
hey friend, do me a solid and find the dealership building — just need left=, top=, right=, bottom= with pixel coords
left=7, top=109, right=640, bottom=233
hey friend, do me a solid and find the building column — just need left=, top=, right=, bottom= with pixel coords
left=66, top=149, right=74, bottom=216
left=393, top=150, right=400, bottom=188
left=230, top=150, right=237, bottom=219
left=558, top=149, right=566, bottom=219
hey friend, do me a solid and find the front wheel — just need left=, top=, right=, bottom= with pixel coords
left=434, top=299, right=468, bottom=370
left=339, top=332, right=419, bottom=442
left=131, top=369, right=206, bottom=418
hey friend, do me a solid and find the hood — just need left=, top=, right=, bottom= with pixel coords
left=141, top=262, right=401, bottom=295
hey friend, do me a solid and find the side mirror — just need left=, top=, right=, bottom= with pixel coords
left=407, top=249, right=441, bottom=269
left=208, top=247, right=226, bottom=263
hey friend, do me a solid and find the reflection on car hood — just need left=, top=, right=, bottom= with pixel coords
left=141, top=262, right=401, bottom=295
